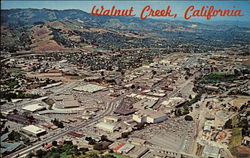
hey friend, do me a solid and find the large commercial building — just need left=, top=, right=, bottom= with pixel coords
left=103, top=116, right=119, bottom=123
left=132, top=109, right=167, bottom=124
left=22, top=125, right=46, bottom=137
left=54, top=95, right=80, bottom=109
left=202, top=145, right=221, bottom=158
left=95, top=122, right=116, bottom=132
left=73, top=84, right=106, bottom=93
left=22, top=103, right=46, bottom=112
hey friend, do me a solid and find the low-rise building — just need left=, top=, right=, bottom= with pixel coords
left=242, top=136, right=250, bottom=147
left=128, top=137, right=146, bottom=145
left=133, top=109, right=167, bottom=124
left=22, top=103, right=46, bottom=112
left=22, top=125, right=46, bottom=137
left=117, top=144, right=135, bottom=154
left=7, top=114, right=34, bottom=125
left=73, top=84, right=106, bottom=93
left=103, top=116, right=119, bottom=123
left=95, top=122, right=116, bottom=132
left=202, top=145, right=220, bottom=158
left=127, top=146, right=149, bottom=158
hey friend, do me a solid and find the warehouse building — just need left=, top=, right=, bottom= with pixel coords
left=95, top=122, right=116, bottom=132
left=0, top=141, right=24, bottom=155
left=22, top=103, right=46, bottom=112
left=127, top=146, right=149, bottom=158
left=103, top=116, right=119, bottom=123
left=117, top=144, right=135, bottom=154
left=202, top=145, right=221, bottom=158
left=54, top=95, right=80, bottom=109
left=133, top=109, right=167, bottom=124
left=161, top=97, right=186, bottom=107
left=22, top=125, right=46, bottom=137
left=73, top=84, right=106, bottom=93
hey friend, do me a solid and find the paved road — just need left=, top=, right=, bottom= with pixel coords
left=153, top=76, right=195, bottom=110
left=3, top=80, right=123, bottom=158
left=5, top=92, right=119, bottom=158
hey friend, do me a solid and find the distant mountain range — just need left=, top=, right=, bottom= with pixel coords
left=1, top=8, right=250, bottom=52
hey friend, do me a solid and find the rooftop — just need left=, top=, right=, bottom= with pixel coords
left=73, top=84, right=106, bottom=93
left=96, top=122, right=116, bottom=130
left=135, top=109, right=167, bottom=119
left=22, top=103, right=45, bottom=112
left=202, top=145, right=220, bottom=158
left=22, top=125, right=46, bottom=134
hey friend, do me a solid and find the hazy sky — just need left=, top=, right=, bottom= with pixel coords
left=2, top=1, right=250, bottom=22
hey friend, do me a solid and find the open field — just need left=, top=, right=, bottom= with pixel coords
left=229, top=128, right=242, bottom=149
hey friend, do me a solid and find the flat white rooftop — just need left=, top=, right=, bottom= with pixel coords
left=22, top=103, right=45, bottom=112
left=73, top=84, right=106, bottom=93
left=96, top=122, right=115, bottom=131
left=22, top=125, right=46, bottom=135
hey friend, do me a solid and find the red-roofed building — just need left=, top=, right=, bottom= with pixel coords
left=44, top=144, right=52, bottom=150
left=67, top=132, right=84, bottom=138
left=113, top=144, right=125, bottom=151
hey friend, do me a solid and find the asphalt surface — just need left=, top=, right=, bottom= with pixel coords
left=5, top=94, right=121, bottom=158
left=3, top=81, right=124, bottom=158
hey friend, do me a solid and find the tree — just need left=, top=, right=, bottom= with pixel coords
left=184, top=115, right=193, bottom=121
left=182, top=106, right=190, bottom=115
left=89, top=153, right=99, bottom=158
left=52, top=119, right=64, bottom=128
left=100, top=71, right=104, bottom=76
left=79, top=147, right=89, bottom=154
left=36, top=149, right=46, bottom=158
left=52, top=141, right=58, bottom=146
left=189, top=95, right=192, bottom=99
left=103, top=155, right=116, bottom=158
left=175, top=109, right=181, bottom=116
left=8, top=131, right=21, bottom=141
left=2, top=127, right=8, bottom=134
left=88, top=139, right=96, bottom=145
left=101, top=135, right=108, bottom=141
left=51, top=153, right=60, bottom=158
left=63, top=140, right=73, bottom=145
left=152, top=70, right=156, bottom=76
left=239, top=118, right=248, bottom=128
left=121, top=71, right=125, bottom=76
left=26, top=152, right=36, bottom=158
left=85, top=136, right=96, bottom=145
left=85, top=136, right=92, bottom=141
left=131, top=84, right=135, bottom=89
left=224, top=119, right=232, bottom=129
left=13, top=109, right=18, bottom=114
left=93, top=143, right=103, bottom=150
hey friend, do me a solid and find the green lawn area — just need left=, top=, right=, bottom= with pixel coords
left=69, top=75, right=85, bottom=80
left=60, top=153, right=72, bottom=158
left=229, top=128, right=243, bottom=149
left=107, top=153, right=131, bottom=158
left=8, top=79, right=18, bottom=88
left=6, top=68, right=22, bottom=74
left=85, top=150, right=100, bottom=155
left=201, top=72, right=238, bottom=83
left=231, top=115, right=239, bottom=127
